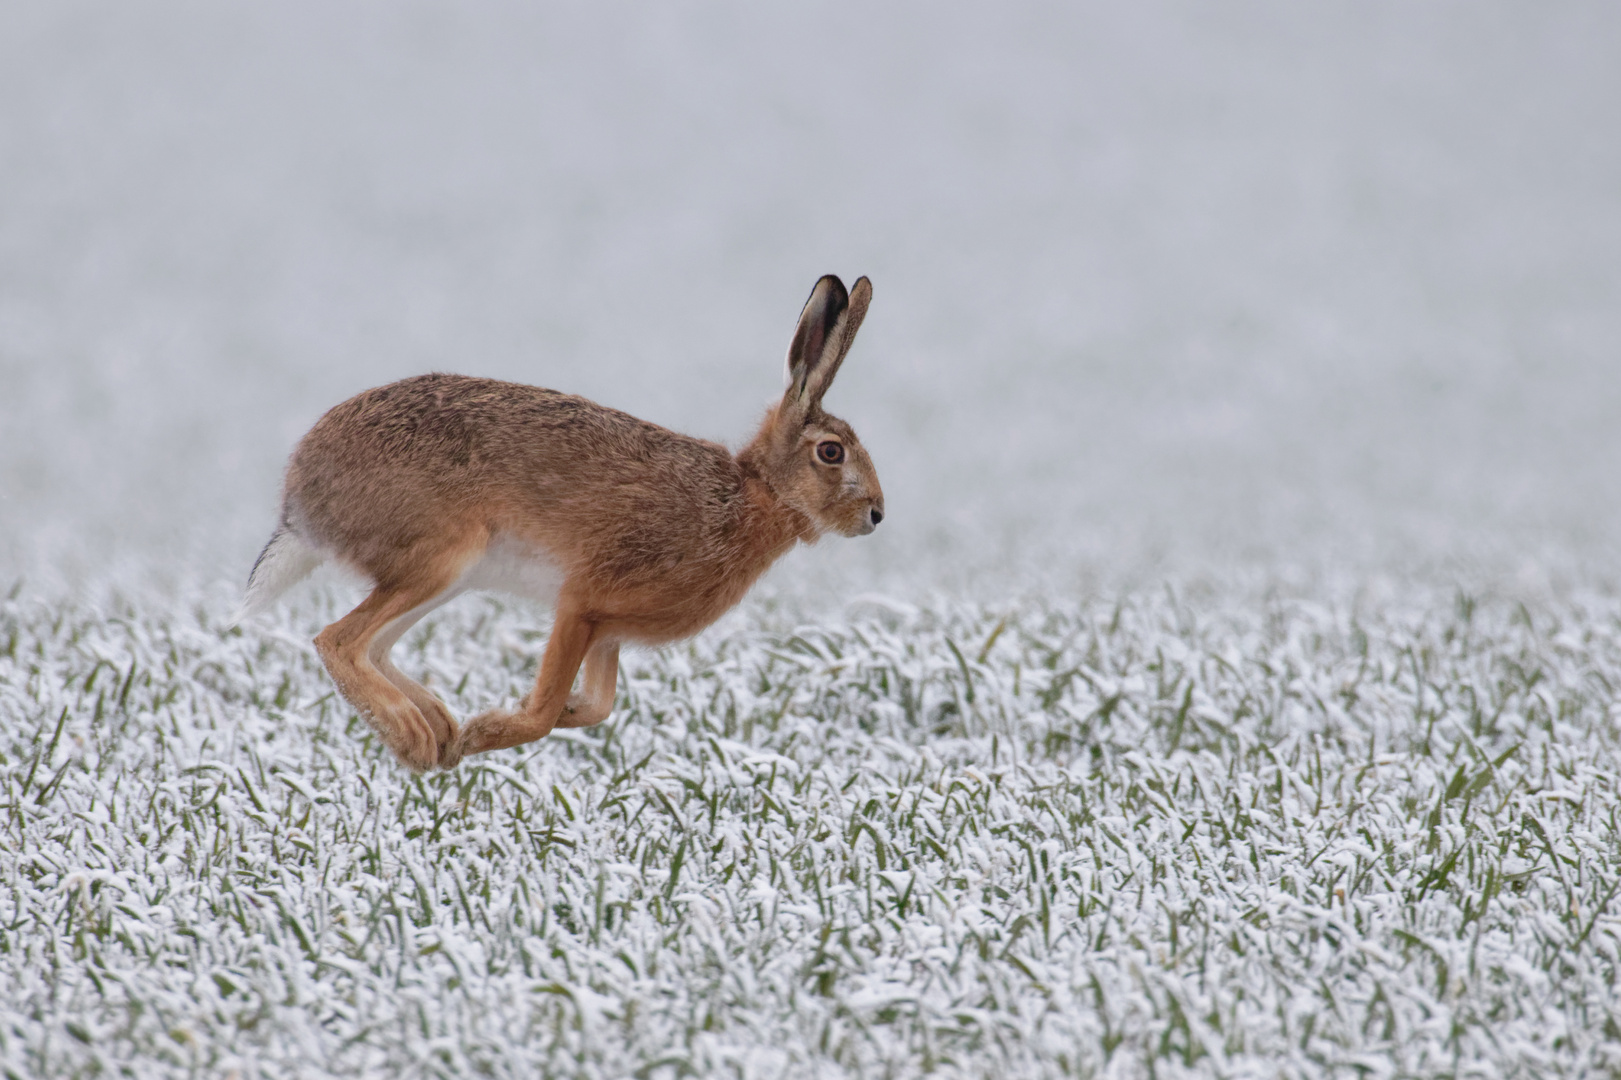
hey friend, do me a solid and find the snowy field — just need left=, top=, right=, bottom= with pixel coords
left=4, top=1, right=1621, bottom=1077
left=6, top=584, right=1621, bottom=1077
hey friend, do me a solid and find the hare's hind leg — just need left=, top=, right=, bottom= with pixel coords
left=315, top=569, right=465, bottom=771
left=451, top=605, right=597, bottom=762
left=368, top=594, right=462, bottom=752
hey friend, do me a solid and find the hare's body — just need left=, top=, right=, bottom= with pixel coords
left=244, top=275, right=881, bottom=770
left=263, top=374, right=816, bottom=641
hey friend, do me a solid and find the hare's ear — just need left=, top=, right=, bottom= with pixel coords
left=784, top=275, right=871, bottom=414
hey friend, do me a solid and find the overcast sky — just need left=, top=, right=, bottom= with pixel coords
left=3, top=2, right=1618, bottom=597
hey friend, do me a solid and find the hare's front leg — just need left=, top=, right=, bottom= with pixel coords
left=447, top=608, right=596, bottom=765
left=555, top=641, right=620, bottom=729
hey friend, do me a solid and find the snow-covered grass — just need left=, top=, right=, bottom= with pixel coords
left=3, top=581, right=1619, bottom=1078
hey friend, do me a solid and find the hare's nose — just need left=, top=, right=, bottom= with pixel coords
left=869, top=508, right=884, bottom=527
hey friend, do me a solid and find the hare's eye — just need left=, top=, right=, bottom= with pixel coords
left=816, top=441, right=845, bottom=465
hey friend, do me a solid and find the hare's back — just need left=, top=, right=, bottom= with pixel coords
left=285, top=373, right=735, bottom=560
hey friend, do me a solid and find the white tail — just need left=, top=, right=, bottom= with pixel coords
left=232, top=527, right=322, bottom=627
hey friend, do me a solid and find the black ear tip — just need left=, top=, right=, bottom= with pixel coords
left=801, top=275, right=849, bottom=343
left=813, top=274, right=848, bottom=306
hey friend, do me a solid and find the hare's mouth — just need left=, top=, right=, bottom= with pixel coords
left=846, top=506, right=882, bottom=537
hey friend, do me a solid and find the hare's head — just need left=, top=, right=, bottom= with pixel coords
left=755, top=275, right=885, bottom=538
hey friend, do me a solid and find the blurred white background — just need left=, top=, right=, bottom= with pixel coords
left=2, top=1, right=1618, bottom=598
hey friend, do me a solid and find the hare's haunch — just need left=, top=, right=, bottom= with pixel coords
left=241, top=275, right=883, bottom=769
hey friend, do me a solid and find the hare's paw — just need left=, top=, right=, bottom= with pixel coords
left=452, top=706, right=545, bottom=761
left=394, top=684, right=459, bottom=749
left=416, top=696, right=461, bottom=766
left=452, top=708, right=502, bottom=761
left=364, top=700, right=442, bottom=772
left=437, top=728, right=468, bottom=770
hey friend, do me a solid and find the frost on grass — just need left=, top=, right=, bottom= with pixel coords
left=2, top=582, right=1621, bottom=1078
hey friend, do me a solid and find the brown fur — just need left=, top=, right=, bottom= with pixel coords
left=249, top=275, right=883, bottom=769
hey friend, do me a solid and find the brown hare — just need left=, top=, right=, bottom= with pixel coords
left=239, top=275, right=883, bottom=770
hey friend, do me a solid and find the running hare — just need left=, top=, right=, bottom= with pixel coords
left=240, top=275, right=882, bottom=770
